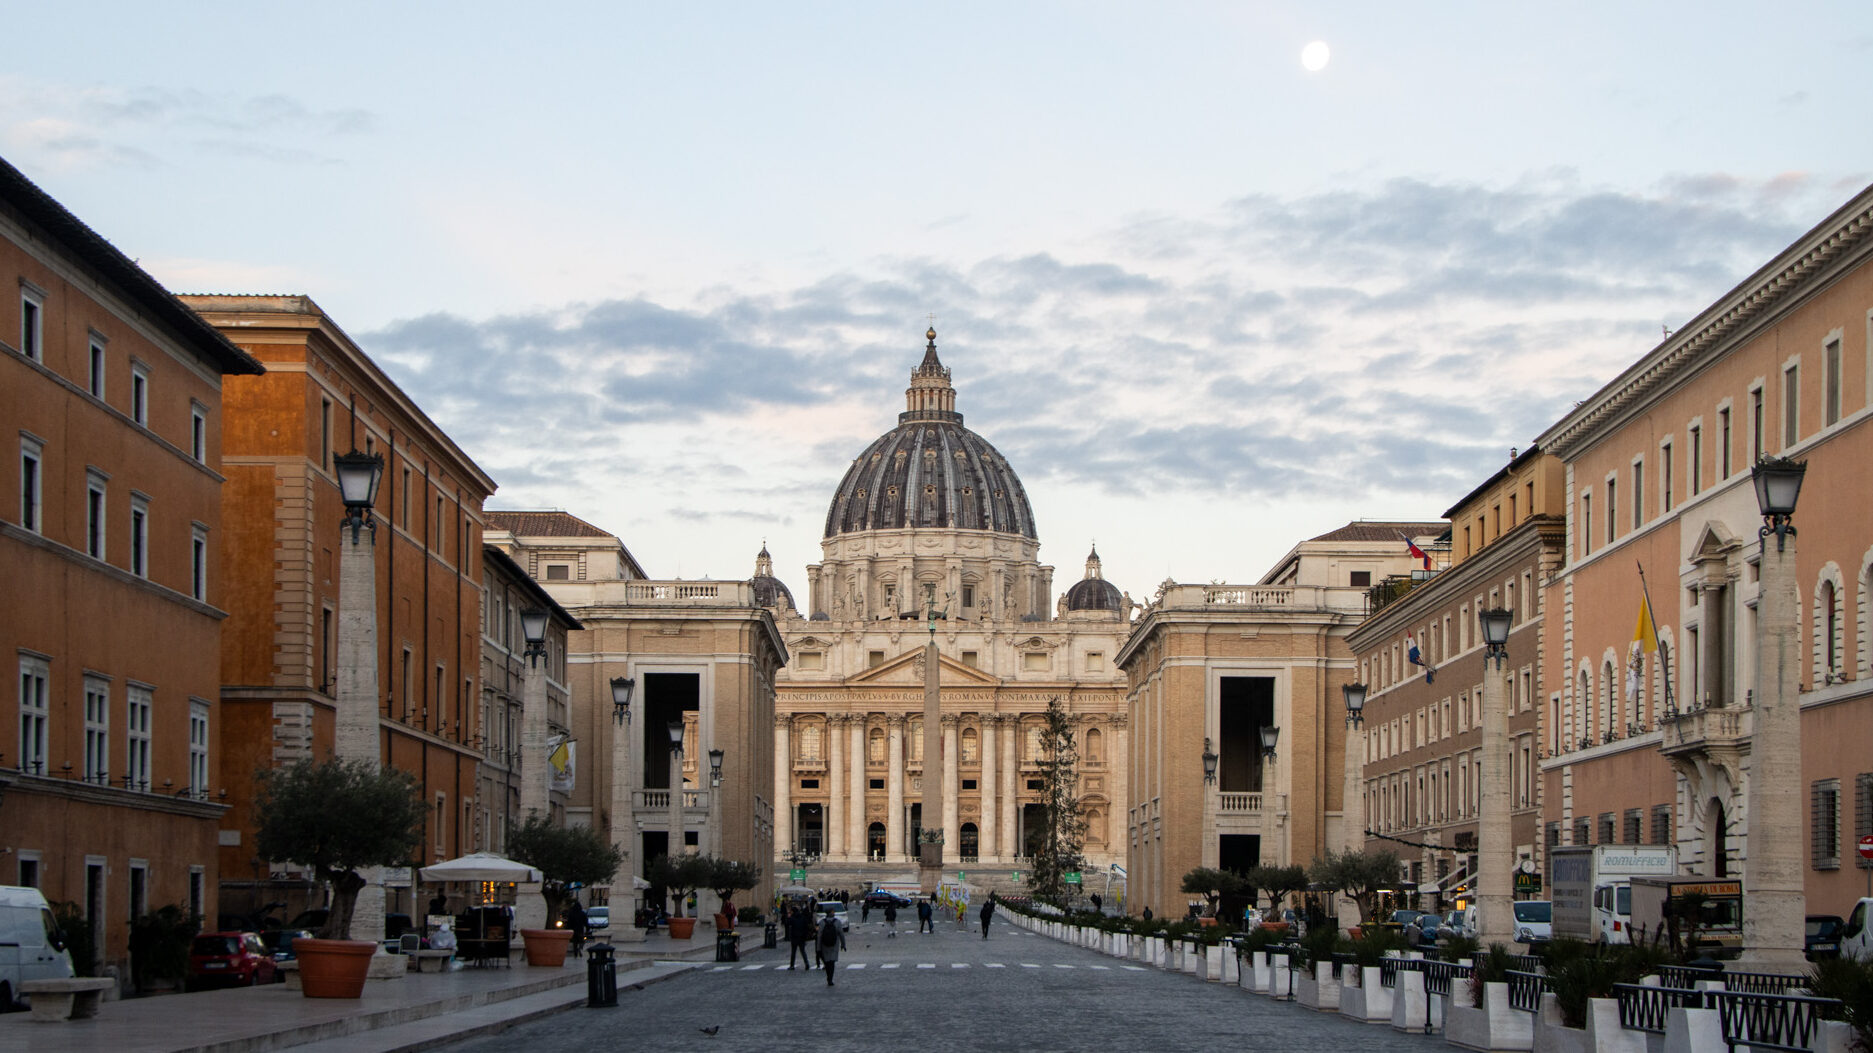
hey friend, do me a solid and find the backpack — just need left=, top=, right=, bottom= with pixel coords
left=818, top=920, right=839, bottom=948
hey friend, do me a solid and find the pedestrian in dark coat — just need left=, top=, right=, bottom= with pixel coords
left=979, top=895, right=995, bottom=939
left=917, top=898, right=934, bottom=934
left=883, top=902, right=898, bottom=936
left=566, top=901, right=589, bottom=958
left=786, top=906, right=814, bottom=969
left=817, top=915, right=844, bottom=986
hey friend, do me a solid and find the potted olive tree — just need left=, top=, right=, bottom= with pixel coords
left=507, top=814, right=624, bottom=966
left=253, top=758, right=424, bottom=998
left=705, top=858, right=762, bottom=930
left=648, top=854, right=711, bottom=939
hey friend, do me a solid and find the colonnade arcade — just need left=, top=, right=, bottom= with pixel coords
left=772, top=702, right=1124, bottom=866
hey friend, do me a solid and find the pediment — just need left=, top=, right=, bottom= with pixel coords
left=1690, top=520, right=1742, bottom=564
left=844, top=648, right=1002, bottom=686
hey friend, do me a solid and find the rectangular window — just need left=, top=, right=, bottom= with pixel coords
left=1022, top=652, right=1048, bottom=671
left=321, top=399, right=332, bottom=470
left=871, top=778, right=887, bottom=790
left=126, top=685, right=152, bottom=790
left=189, top=700, right=210, bottom=794
left=129, top=495, right=149, bottom=577
left=1085, top=652, right=1105, bottom=672
left=435, top=495, right=445, bottom=551
left=545, top=564, right=570, bottom=580
left=1689, top=425, right=1702, bottom=495
left=84, top=677, right=110, bottom=783
left=867, top=650, right=885, bottom=668
left=1749, top=387, right=1764, bottom=460
left=1580, top=493, right=1593, bottom=557
left=960, top=651, right=979, bottom=668
left=1574, top=817, right=1591, bottom=846
left=190, top=526, right=208, bottom=601
left=1719, top=407, right=1732, bottom=477
left=1599, top=812, right=1616, bottom=845
left=18, top=854, right=39, bottom=889
left=19, top=284, right=43, bottom=361
left=1857, top=772, right=1873, bottom=871
left=1350, top=570, right=1371, bottom=587
left=797, top=651, right=823, bottom=670
left=1813, top=777, right=1841, bottom=869
left=1826, top=339, right=1843, bottom=426
left=320, top=607, right=334, bottom=692
left=1605, top=478, right=1617, bottom=544
left=961, top=584, right=975, bottom=608
left=131, top=363, right=149, bottom=426
left=20, top=437, right=43, bottom=532
left=190, top=404, right=206, bottom=463
left=89, top=336, right=107, bottom=398
left=1623, top=809, right=1642, bottom=844
left=18, top=656, right=49, bottom=774
left=86, top=471, right=107, bottom=558
left=1661, top=441, right=1674, bottom=512
left=1651, top=804, right=1672, bottom=846
left=1783, top=364, right=1800, bottom=448
left=1630, top=460, right=1644, bottom=529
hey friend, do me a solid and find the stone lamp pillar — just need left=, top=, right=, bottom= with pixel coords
left=513, top=608, right=551, bottom=934
left=331, top=450, right=393, bottom=961
left=1476, top=608, right=1514, bottom=950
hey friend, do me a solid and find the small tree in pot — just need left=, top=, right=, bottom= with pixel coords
left=506, top=813, right=624, bottom=925
left=1246, top=864, right=1309, bottom=922
left=648, top=853, right=711, bottom=919
left=704, top=858, right=762, bottom=926
left=253, top=758, right=424, bottom=941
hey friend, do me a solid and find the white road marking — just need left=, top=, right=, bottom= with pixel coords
left=1021, top=964, right=1041, bottom=969
left=951, top=963, right=969, bottom=968
left=880, top=963, right=900, bottom=969
left=985, top=963, right=1005, bottom=968
left=712, top=966, right=733, bottom=972
left=1053, top=964, right=1076, bottom=969
left=917, top=963, right=936, bottom=969
left=741, top=964, right=765, bottom=971
left=1088, top=965, right=1109, bottom=970
left=1122, top=966, right=1146, bottom=971
left=847, top=963, right=866, bottom=970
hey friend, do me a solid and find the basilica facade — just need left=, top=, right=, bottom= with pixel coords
left=760, top=331, right=1132, bottom=876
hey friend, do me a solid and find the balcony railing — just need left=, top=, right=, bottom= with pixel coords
left=1217, top=793, right=1264, bottom=813
left=634, top=789, right=709, bottom=809
left=1157, top=584, right=1369, bottom=615
left=1658, top=705, right=1749, bottom=759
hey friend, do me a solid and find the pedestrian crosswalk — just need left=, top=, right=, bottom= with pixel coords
left=706, top=960, right=1145, bottom=976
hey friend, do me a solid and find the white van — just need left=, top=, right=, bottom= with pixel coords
left=1842, top=898, right=1873, bottom=961
left=0, top=886, right=75, bottom=1008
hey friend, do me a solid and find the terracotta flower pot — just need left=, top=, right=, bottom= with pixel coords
left=520, top=928, right=572, bottom=967
left=714, top=912, right=735, bottom=931
left=667, top=917, right=696, bottom=940
left=1260, top=921, right=1290, bottom=935
left=294, top=938, right=376, bottom=999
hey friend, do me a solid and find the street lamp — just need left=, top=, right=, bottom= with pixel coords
left=1259, top=725, right=1280, bottom=760
left=667, top=719, right=687, bottom=858
left=1476, top=606, right=1513, bottom=949
left=1743, top=455, right=1808, bottom=965
left=610, top=677, right=635, bottom=726
left=708, top=748, right=724, bottom=788
left=519, top=607, right=548, bottom=665
left=1752, top=455, right=1807, bottom=552
left=707, top=747, right=726, bottom=859
left=1342, top=682, right=1367, bottom=727
left=332, top=450, right=384, bottom=543
left=1201, top=738, right=1219, bottom=784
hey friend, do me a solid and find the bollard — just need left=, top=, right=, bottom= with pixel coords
left=585, top=944, right=617, bottom=1008
left=763, top=922, right=779, bottom=949
left=715, top=930, right=740, bottom=962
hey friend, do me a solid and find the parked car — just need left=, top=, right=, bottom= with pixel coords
left=1442, top=910, right=1470, bottom=937
left=585, top=906, right=610, bottom=934
left=1806, top=915, right=1844, bottom=960
left=0, top=885, right=74, bottom=1011
left=259, top=927, right=313, bottom=960
left=1513, top=900, right=1553, bottom=944
left=1408, top=913, right=1443, bottom=948
left=816, top=901, right=850, bottom=932
left=187, top=931, right=279, bottom=989
left=287, top=909, right=414, bottom=941
left=863, top=890, right=911, bottom=909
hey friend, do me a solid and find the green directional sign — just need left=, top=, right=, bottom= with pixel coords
left=958, top=871, right=967, bottom=881
left=1065, top=871, right=1083, bottom=885
left=1011, top=871, right=1023, bottom=883
left=790, top=867, right=806, bottom=882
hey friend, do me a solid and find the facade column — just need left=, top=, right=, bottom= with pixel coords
left=849, top=716, right=866, bottom=860
left=774, top=716, right=792, bottom=855
left=1001, top=717, right=1019, bottom=858
left=827, top=716, right=846, bottom=860
left=979, top=715, right=998, bottom=863
left=941, top=715, right=961, bottom=859
left=886, top=716, right=905, bottom=862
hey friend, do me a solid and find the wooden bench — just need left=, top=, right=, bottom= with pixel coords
left=21, top=978, right=115, bottom=1022
left=408, top=949, right=455, bottom=972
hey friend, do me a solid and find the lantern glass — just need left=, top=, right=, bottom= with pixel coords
left=1479, top=607, right=1513, bottom=647
left=1260, top=725, right=1281, bottom=754
left=1751, top=457, right=1806, bottom=518
left=667, top=720, right=686, bottom=749
left=519, top=608, right=549, bottom=647
left=1201, top=739, right=1218, bottom=780
left=610, top=677, right=635, bottom=707
left=332, top=451, right=384, bottom=512
left=708, top=748, right=724, bottom=781
left=1342, top=682, right=1368, bottom=716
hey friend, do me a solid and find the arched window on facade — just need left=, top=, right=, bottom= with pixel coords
left=961, top=728, right=978, bottom=764
left=799, top=723, right=822, bottom=762
left=1085, top=727, right=1104, bottom=764
left=1822, top=580, right=1841, bottom=678
left=869, top=726, right=885, bottom=764
left=1603, top=660, right=1617, bottom=738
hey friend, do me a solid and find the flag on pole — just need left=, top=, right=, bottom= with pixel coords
left=1403, top=535, right=1433, bottom=571
left=1406, top=633, right=1436, bottom=683
left=1632, top=594, right=1657, bottom=653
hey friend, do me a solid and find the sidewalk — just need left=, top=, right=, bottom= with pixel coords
left=0, top=940, right=721, bottom=1053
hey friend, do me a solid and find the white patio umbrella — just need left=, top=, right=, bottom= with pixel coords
left=418, top=851, right=542, bottom=884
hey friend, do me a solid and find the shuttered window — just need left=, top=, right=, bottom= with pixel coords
left=1856, top=773, right=1873, bottom=871
left=1651, top=804, right=1672, bottom=846
left=1812, top=778, right=1841, bottom=870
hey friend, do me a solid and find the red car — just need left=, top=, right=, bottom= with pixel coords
left=187, top=931, right=279, bottom=989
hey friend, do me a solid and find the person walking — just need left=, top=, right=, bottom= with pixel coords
left=786, top=905, right=814, bottom=970
left=883, top=901, right=898, bottom=937
left=861, top=899, right=871, bottom=924
left=817, top=913, right=845, bottom=986
left=565, top=901, right=589, bottom=959
left=917, top=897, right=934, bottom=934
left=979, top=894, right=996, bottom=939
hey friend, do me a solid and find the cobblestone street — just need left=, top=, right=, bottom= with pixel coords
left=442, top=918, right=1448, bottom=1053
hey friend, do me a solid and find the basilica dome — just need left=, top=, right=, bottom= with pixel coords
left=749, top=544, right=795, bottom=610
left=1064, top=546, right=1124, bottom=613
left=823, top=330, right=1037, bottom=541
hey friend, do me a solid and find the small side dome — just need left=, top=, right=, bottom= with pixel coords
left=750, top=543, right=795, bottom=611
left=1064, top=543, right=1123, bottom=612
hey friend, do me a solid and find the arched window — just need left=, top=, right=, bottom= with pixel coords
left=1085, top=727, right=1104, bottom=764
left=961, top=728, right=979, bottom=764
left=1576, top=670, right=1589, bottom=747
left=1603, top=660, right=1617, bottom=738
left=799, top=724, right=822, bottom=762
left=1822, top=580, right=1841, bottom=677
left=1026, top=725, right=1044, bottom=761
left=869, top=726, right=885, bottom=763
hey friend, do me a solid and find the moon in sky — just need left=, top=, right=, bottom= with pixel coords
left=1301, top=41, right=1330, bottom=72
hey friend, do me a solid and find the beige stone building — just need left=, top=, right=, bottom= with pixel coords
left=477, top=543, right=579, bottom=852
left=1347, top=450, right=1566, bottom=912
left=488, top=511, right=784, bottom=915
left=1118, top=522, right=1442, bottom=918
left=766, top=332, right=1133, bottom=884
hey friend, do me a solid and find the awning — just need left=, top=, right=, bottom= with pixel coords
left=418, top=852, right=542, bottom=884
left=1421, top=862, right=1471, bottom=897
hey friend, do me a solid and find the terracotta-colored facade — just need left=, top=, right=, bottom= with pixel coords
left=179, top=295, right=496, bottom=922
left=0, top=158, right=263, bottom=973
left=1536, top=185, right=1873, bottom=917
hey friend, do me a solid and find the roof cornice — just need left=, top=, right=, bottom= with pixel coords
left=1539, top=184, right=1873, bottom=461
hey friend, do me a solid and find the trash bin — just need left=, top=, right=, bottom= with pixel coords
left=763, top=922, right=778, bottom=949
left=715, top=930, right=740, bottom=962
left=585, top=943, right=617, bottom=1008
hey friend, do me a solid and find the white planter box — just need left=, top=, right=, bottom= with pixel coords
left=1265, top=961, right=1292, bottom=1001
left=1391, top=965, right=1433, bottom=1033
left=1205, top=945, right=1225, bottom=981
left=1243, top=951, right=1269, bottom=993
left=1341, top=966, right=1392, bottom=1023
left=1445, top=981, right=1532, bottom=1052
left=1182, top=943, right=1201, bottom=975
left=1221, top=946, right=1239, bottom=984
left=1296, top=961, right=1342, bottom=1011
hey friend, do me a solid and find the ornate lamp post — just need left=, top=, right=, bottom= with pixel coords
left=607, top=676, right=637, bottom=911
left=330, top=449, right=387, bottom=946
left=1342, top=682, right=1367, bottom=853
left=1744, top=456, right=1809, bottom=966
left=708, top=748, right=725, bottom=858
left=518, top=608, right=550, bottom=822
left=666, top=719, right=687, bottom=866
left=1476, top=607, right=1514, bottom=948
left=1201, top=739, right=1219, bottom=785
left=610, top=677, right=635, bottom=726
left=1259, top=724, right=1280, bottom=761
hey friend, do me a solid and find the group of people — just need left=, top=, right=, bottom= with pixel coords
left=781, top=902, right=847, bottom=985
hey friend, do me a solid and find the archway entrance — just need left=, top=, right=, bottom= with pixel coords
left=868, top=822, right=886, bottom=861
left=797, top=803, right=824, bottom=858
left=960, top=823, right=978, bottom=861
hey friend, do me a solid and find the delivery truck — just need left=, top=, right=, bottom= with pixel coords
left=1549, top=844, right=1677, bottom=944
left=1628, top=876, right=1743, bottom=959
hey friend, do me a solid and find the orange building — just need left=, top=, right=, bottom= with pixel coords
left=0, top=157, right=263, bottom=975
left=178, top=295, right=496, bottom=923
left=1536, top=184, right=1873, bottom=918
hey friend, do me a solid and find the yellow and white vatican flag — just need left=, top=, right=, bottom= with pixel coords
left=1632, top=593, right=1657, bottom=654
left=548, top=735, right=576, bottom=793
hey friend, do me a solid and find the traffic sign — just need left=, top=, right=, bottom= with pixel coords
left=1010, top=871, right=1023, bottom=883
left=958, top=871, right=967, bottom=881
left=1858, top=834, right=1873, bottom=861
left=1065, top=871, right=1083, bottom=885
left=790, top=867, right=806, bottom=882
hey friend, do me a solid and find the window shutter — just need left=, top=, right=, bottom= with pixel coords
left=1812, top=779, right=1841, bottom=870
left=1857, top=773, right=1873, bottom=870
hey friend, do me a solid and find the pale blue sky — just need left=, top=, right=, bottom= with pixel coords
left=7, top=3, right=1870, bottom=600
